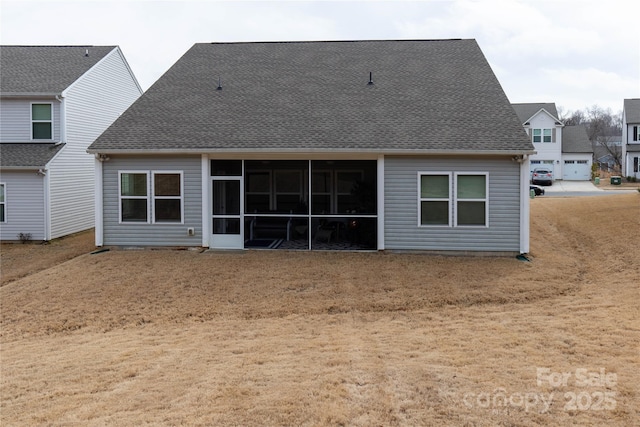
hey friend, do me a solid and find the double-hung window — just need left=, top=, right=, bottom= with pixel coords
left=119, top=171, right=183, bottom=223
left=0, top=183, right=6, bottom=223
left=153, top=172, right=183, bottom=223
left=419, top=172, right=488, bottom=227
left=419, top=173, right=452, bottom=226
left=532, top=129, right=552, bottom=143
left=455, top=173, right=488, bottom=227
left=31, top=103, right=52, bottom=140
left=120, top=172, right=149, bottom=223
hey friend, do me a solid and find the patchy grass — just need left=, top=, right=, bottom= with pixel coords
left=1, top=194, right=638, bottom=426
left=0, top=229, right=95, bottom=286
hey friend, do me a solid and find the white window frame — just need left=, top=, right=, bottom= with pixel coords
left=30, top=102, right=53, bottom=140
left=119, top=171, right=150, bottom=224
left=0, top=183, right=6, bottom=223
left=418, top=172, right=489, bottom=228
left=454, top=172, right=489, bottom=228
left=532, top=128, right=552, bottom=143
left=418, top=172, right=452, bottom=227
left=151, top=171, right=184, bottom=224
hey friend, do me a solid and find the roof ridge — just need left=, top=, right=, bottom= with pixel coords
left=204, top=39, right=468, bottom=46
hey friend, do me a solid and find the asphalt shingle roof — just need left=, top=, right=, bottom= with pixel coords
left=562, top=125, right=592, bottom=153
left=511, top=103, right=560, bottom=124
left=90, top=40, right=532, bottom=153
left=0, top=45, right=116, bottom=94
left=0, top=143, right=65, bottom=168
left=624, top=99, right=640, bottom=123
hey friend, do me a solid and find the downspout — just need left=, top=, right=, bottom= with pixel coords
left=201, top=155, right=210, bottom=247
left=377, top=155, right=385, bottom=250
left=55, top=95, right=66, bottom=144
left=42, top=168, right=51, bottom=241
left=519, top=154, right=530, bottom=254
left=94, top=156, right=104, bottom=246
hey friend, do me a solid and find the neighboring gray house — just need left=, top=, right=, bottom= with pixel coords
left=0, top=46, right=142, bottom=241
left=622, top=98, right=640, bottom=178
left=88, top=40, right=534, bottom=254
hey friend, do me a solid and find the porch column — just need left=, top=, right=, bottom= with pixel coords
left=377, top=155, right=385, bottom=250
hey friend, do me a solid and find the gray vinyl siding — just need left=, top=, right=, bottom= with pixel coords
left=102, top=156, right=202, bottom=246
left=0, top=99, right=61, bottom=142
left=48, top=48, right=142, bottom=239
left=384, top=156, right=521, bottom=252
left=0, top=171, right=46, bottom=241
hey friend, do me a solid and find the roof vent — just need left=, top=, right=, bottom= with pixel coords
left=216, top=77, right=222, bottom=91
left=84, top=49, right=89, bottom=57
left=368, top=72, right=374, bottom=85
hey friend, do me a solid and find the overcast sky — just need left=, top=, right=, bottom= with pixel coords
left=2, top=0, right=639, bottom=115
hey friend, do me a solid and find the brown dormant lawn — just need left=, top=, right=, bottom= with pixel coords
left=1, top=194, right=638, bottom=426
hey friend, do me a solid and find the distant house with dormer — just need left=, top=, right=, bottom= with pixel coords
left=512, top=102, right=593, bottom=181
left=0, top=45, right=142, bottom=241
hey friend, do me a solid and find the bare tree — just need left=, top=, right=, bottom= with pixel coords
left=584, top=106, right=623, bottom=172
left=558, top=108, right=586, bottom=126
left=558, top=105, right=623, bottom=172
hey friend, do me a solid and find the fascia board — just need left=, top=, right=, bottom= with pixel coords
left=87, top=148, right=537, bottom=157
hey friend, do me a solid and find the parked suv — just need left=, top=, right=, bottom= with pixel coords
left=531, top=168, right=553, bottom=185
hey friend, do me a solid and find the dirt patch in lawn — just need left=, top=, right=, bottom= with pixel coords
left=1, top=194, right=638, bottom=426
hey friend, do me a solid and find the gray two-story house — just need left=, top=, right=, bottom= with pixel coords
left=88, top=40, right=535, bottom=254
left=0, top=45, right=142, bottom=241
left=622, top=98, right=640, bottom=179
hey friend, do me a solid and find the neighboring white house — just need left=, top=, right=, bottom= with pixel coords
left=0, top=45, right=142, bottom=241
left=88, top=40, right=535, bottom=255
left=512, top=103, right=593, bottom=181
left=561, top=125, right=593, bottom=181
left=621, top=98, right=640, bottom=179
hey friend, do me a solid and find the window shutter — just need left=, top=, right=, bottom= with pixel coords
left=634, top=157, right=639, bottom=173
left=634, top=126, right=638, bottom=141
left=552, top=128, right=556, bottom=142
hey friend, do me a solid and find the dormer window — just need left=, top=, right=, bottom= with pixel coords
left=31, top=103, right=52, bottom=140
left=532, top=128, right=553, bottom=143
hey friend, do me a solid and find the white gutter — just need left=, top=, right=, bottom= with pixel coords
left=0, top=93, right=59, bottom=98
left=87, top=148, right=537, bottom=156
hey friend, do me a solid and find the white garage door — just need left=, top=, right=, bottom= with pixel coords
left=563, top=160, right=590, bottom=180
left=530, top=160, right=555, bottom=179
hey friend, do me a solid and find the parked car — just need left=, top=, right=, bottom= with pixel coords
left=532, top=168, right=553, bottom=185
left=530, top=185, right=545, bottom=196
